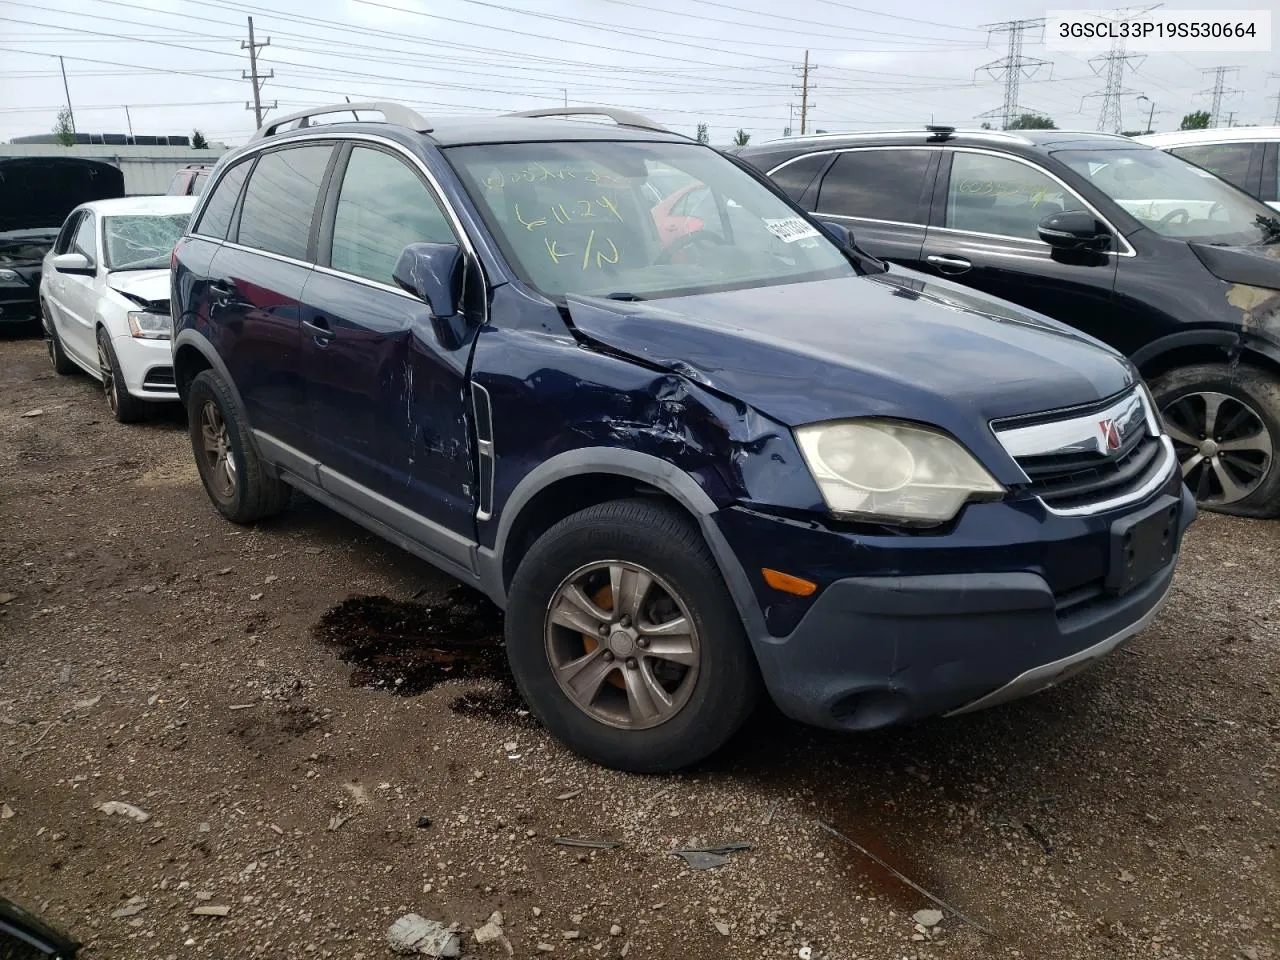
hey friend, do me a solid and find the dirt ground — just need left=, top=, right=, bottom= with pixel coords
left=1, top=331, right=1277, bottom=960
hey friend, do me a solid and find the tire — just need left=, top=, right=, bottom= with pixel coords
left=187, top=369, right=291, bottom=524
left=42, top=303, right=76, bottom=375
left=1148, top=362, right=1280, bottom=518
left=504, top=498, right=759, bottom=773
left=96, top=327, right=148, bottom=423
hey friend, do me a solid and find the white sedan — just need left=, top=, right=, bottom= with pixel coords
left=40, top=195, right=196, bottom=422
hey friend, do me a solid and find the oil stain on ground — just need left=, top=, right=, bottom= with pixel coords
left=312, top=586, right=538, bottom=728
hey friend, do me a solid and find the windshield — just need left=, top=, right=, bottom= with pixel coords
left=447, top=140, right=854, bottom=300
left=103, top=213, right=191, bottom=271
left=1056, top=147, right=1275, bottom=244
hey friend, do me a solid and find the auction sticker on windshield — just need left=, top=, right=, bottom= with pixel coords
left=764, top=218, right=822, bottom=244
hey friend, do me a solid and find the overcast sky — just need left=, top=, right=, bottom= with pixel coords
left=0, top=0, right=1276, bottom=146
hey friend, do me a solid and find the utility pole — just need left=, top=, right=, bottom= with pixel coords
left=124, top=105, right=134, bottom=141
left=792, top=51, right=814, bottom=135
left=561, top=88, right=568, bottom=108
left=1198, top=66, right=1241, bottom=127
left=976, top=20, right=1050, bottom=130
left=1225, top=111, right=1236, bottom=127
left=58, top=55, right=75, bottom=134
left=242, top=16, right=276, bottom=127
left=1137, top=94, right=1155, bottom=134
left=1269, top=74, right=1280, bottom=125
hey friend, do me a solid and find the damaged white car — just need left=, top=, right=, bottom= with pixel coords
left=40, top=196, right=196, bottom=421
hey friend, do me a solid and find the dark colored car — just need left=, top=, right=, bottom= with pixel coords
left=0, top=157, right=125, bottom=328
left=737, top=128, right=1280, bottom=517
left=167, top=164, right=215, bottom=196
left=172, top=103, right=1195, bottom=772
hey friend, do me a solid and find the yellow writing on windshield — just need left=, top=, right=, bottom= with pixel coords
left=596, top=195, right=623, bottom=222
left=544, top=237, right=571, bottom=264
left=515, top=203, right=548, bottom=231
left=581, top=230, right=620, bottom=270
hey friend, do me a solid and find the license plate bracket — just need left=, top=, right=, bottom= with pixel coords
left=1107, top=494, right=1180, bottom=595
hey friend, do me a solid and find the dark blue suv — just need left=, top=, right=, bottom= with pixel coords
left=172, top=102, right=1196, bottom=772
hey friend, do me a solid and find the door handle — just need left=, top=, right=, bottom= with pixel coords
left=926, top=254, right=973, bottom=274
left=208, top=278, right=235, bottom=307
left=303, top=316, right=334, bottom=344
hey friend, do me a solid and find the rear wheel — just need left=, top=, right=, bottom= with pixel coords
left=187, top=369, right=291, bottom=524
left=96, top=328, right=147, bottom=423
left=504, top=498, right=759, bottom=772
left=1149, top=362, right=1280, bottom=518
left=42, top=303, right=75, bottom=375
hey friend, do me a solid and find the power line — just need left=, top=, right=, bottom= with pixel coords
left=976, top=19, right=1050, bottom=130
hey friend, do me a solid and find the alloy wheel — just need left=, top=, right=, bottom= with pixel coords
left=544, top=560, right=701, bottom=730
left=1161, top=390, right=1273, bottom=505
left=97, top=340, right=118, bottom=416
left=199, top=400, right=237, bottom=500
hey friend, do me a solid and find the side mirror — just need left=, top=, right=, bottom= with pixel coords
left=1037, top=211, right=1111, bottom=251
left=818, top=220, right=855, bottom=248
left=53, top=252, right=95, bottom=275
left=392, top=242, right=463, bottom=318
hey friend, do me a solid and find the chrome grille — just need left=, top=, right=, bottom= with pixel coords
left=993, top=388, right=1175, bottom=515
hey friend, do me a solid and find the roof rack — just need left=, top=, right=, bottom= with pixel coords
left=249, top=102, right=432, bottom=142
left=506, top=107, right=672, bottom=135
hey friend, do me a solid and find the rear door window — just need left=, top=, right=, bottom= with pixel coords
left=194, top=160, right=251, bottom=240
left=1169, top=142, right=1258, bottom=194
left=237, top=145, right=333, bottom=261
left=816, top=149, right=933, bottom=224
left=328, top=146, right=455, bottom=285
left=944, top=152, right=1084, bottom=240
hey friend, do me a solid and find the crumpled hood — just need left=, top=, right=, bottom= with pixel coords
left=1189, top=240, right=1280, bottom=290
left=566, top=270, right=1134, bottom=437
left=106, top=269, right=170, bottom=310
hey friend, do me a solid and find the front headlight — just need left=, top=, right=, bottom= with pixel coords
left=795, top=419, right=1004, bottom=525
left=0, top=268, right=23, bottom=284
left=127, top=310, right=172, bottom=340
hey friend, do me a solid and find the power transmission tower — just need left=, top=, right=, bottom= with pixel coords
left=792, top=51, right=815, bottom=135
left=975, top=20, right=1050, bottom=130
left=1198, top=66, right=1242, bottom=127
left=243, top=16, right=276, bottom=127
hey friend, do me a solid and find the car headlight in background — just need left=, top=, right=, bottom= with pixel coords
left=0, top=268, right=23, bottom=284
left=795, top=419, right=1004, bottom=525
left=127, top=310, right=172, bottom=340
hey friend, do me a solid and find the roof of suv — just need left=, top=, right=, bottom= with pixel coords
left=738, top=128, right=1145, bottom=156
left=244, top=103, right=691, bottom=150
left=1137, top=126, right=1280, bottom=148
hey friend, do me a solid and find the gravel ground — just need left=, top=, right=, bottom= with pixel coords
left=1, top=332, right=1277, bottom=960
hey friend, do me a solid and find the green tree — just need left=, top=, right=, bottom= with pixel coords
left=53, top=106, right=75, bottom=146
left=980, top=121, right=993, bottom=130
left=732, top=128, right=751, bottom=146
left=1179, top=110, right=1211, bottom=130
left=191, top=129, right=209, bottom=150
left=1005, top=113, right=1056, bottom=130
left=695, top=122, right=709, bottom=143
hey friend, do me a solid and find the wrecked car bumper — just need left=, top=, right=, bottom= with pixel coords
left=112, top=334, right=178, bottom=400
left=720, top=475, right=1197, bottom=731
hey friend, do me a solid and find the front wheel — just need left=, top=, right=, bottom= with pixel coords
left=1149, top=362, right=1280, bottom=518
left=504, top=499, right=759, bottom=773
left=96, top=328, right=147, bottom=423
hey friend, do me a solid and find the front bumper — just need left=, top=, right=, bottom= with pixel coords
left=0, top=289, right=38, bottom=324
left=718, top=472, right=1196, bottom=731
left=112, top=334, right=178, bottom=401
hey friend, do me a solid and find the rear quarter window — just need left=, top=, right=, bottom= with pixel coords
left=194, top=160, right=251, bottom=240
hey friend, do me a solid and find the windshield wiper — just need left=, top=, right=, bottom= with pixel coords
left=605, top=291, right=645, bottom=301
left=1254, top=214, right=1280, bottom=243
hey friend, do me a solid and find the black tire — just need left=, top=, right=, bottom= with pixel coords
left=505, top=498, right=759, bottom=773
left=1149, top=362, right=1280, bottom=518
left=96, top=327, right=148, bottom=423
left=42, top=303, right=76, bottom=375
left=187, top=369, right=291, bottom=524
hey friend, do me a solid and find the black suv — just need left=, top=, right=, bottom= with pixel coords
left=172, top=104, right=1194, bottom=771
left=737, top=128, right=1280, bottom=517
